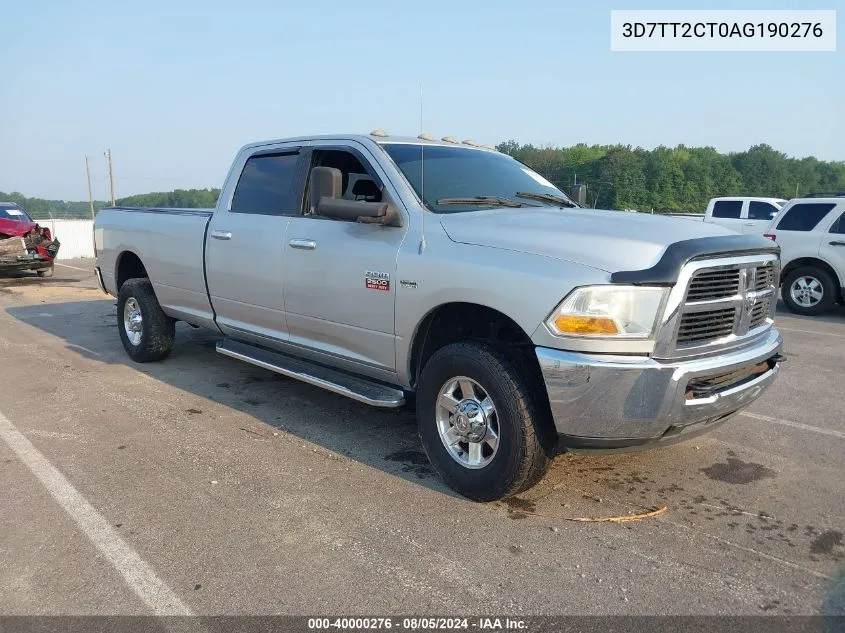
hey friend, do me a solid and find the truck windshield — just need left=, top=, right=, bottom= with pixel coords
left=381, top=143, right=577, bottom=213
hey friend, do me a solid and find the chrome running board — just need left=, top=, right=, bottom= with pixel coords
left=216, top=338, right=405, bottom=408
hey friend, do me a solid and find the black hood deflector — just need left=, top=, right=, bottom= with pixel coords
left=610, top=234, right=780, bottom=286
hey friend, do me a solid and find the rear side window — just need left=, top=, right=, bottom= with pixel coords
left=830, top=211, right=845, bottom=234
left=748, top=201, right=780, bottom=221
left=775, top=203, right=836, bottom=232
left=231, top=152, right=301, bottom=215
left=712, top=201, right=742, bottom=219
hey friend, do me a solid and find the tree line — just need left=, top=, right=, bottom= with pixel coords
left=497, top=142, right=845, bottom=212
left=0, top=188, right=220, bottom=220
left=0, top=191, right=108, bottom=220
left=4, top=143, right=844, bottom=219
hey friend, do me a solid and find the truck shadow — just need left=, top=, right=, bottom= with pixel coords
left=6, top=299, right=458, bottom=498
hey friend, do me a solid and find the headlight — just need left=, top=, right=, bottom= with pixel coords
left=546, top=285, right=669, bottom=339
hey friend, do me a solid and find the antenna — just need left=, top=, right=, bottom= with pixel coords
left=418, top=83, right=427, bottom=254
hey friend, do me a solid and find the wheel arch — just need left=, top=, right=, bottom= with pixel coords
left=114, top=250, right=149, bottom=291
left=781, top=257, right=842, bottom=296
left=407, top=301, right=538, bottom=390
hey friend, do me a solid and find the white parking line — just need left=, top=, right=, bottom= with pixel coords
left=0, top=408, right=192, bottom=616
left=740, top=411, right=845, bottom=439
left=55, top=263, right=93, bottom=273
left=778, top=325, right=845, bottom=338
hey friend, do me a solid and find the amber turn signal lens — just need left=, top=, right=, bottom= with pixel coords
left=553, top=315, right=619, bottom=335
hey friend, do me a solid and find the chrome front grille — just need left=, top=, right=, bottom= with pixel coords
left=654, top=254, right=779, bottom=358
left=677, top=307, right=736, bottom=343
left=686, top=269, right=740, bottom=302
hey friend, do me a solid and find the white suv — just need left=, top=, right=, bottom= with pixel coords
left=764, top=195, right=845, bottom=315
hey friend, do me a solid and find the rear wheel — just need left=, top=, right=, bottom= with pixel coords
left=416, top=341, right=551, bottom=501
left=117, top=278, right=175, bottom=362
left=782, top=266, right=836, bottom=316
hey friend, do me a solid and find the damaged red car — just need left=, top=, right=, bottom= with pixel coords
left=0, top=202, right=60, bottom=278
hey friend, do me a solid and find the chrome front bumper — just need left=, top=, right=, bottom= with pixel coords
left=536, top=329, right=783, bottom=450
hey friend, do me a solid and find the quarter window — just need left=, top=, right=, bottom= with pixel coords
left=775, top=203, right=836, bottom=232
left=712, top=201, right=742, bottom=219
left=830, top=211, right=845, bottom=235
left=231, top=152, right=301, bottom=215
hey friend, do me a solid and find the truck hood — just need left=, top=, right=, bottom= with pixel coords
left=438, top=207, right=734, bottom=274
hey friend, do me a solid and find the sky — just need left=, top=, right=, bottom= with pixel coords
left=1, top=0, right=842, bottom=200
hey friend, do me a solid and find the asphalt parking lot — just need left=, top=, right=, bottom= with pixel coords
left=1, top=259, right=844, bottom=617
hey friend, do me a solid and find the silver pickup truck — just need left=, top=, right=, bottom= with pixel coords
left=94, top=133, right=784, bottom=501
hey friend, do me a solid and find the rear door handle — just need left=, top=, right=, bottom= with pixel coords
left=744, top=222, right=756, bottom=226
left=211, top=230, right=232, bottom=240
left=289, top=238, right=317, bottom=250
left=829, top=240, right=845, bottom=246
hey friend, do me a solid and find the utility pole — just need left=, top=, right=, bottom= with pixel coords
left=106, top=149, right=116, bottom=206
left=85, top=156, right=95, bottom=219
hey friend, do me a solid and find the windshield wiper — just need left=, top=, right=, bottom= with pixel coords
left=436, top=196, right=522, bottom=208
left=515, top=192, right=577, bottom=208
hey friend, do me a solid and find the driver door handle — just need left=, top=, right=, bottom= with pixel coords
left=289, top=238, right=317, bottom=250
left=829, top=240, right=845, bottom=246
left=211, top=230, right=232, bottom=240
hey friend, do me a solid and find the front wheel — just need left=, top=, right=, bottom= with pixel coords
left=36, top=265, right=54, bottom=278
left=782, top=266, right=837, bottom=316
left=117, top=278, right=175, bottom=362
left=416, top=342, right=552, bottom=502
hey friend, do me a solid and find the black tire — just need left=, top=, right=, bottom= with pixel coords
left=117, top=278, right=175, bottom=362
left=416, top=341, right=552, bottom=502
left=782, top=266, right=837, bottom=316
left=37, top=265, right=54, bottom=278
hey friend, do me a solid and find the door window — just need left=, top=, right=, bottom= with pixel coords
left=304, top=149, right=383, bottom=218
left=748, top=201, right=780, bottom=221
left=775, top=203, right=836, bottom=231
left=712, top=201, right=742, bottom=218
left=230, top=152, right=302, bottom=215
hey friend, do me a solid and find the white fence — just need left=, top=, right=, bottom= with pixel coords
left=43, top=219, right=95, bottom=260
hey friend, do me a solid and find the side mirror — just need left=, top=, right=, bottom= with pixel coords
left=310, top=165, right=403, bottom=226
left=317, top=198, right=388, bottom=223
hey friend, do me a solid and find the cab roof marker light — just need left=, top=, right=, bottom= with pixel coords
left=370, top=129, right=389, bottom=137
left=417, top=133, right=435, bottom=141
left=441, top=136, right=459, bottom=144
left=462, top=139, right=480, bottom=147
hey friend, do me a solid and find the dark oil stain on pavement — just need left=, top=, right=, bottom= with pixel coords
left=185, top=408, right=203, bottom=415
left=503, top=496, right=537, bottom=520
left=701, top=457, right=776, bottom=484
left=810, top=530, right=844, bottom=557
left=383, top=450, right=433, bottom=479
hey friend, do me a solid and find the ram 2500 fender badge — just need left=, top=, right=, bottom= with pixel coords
left=365, top=270, right=390, bottom=291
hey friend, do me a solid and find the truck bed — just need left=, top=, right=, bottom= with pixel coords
left=94, top=206, right=216, bottom=327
